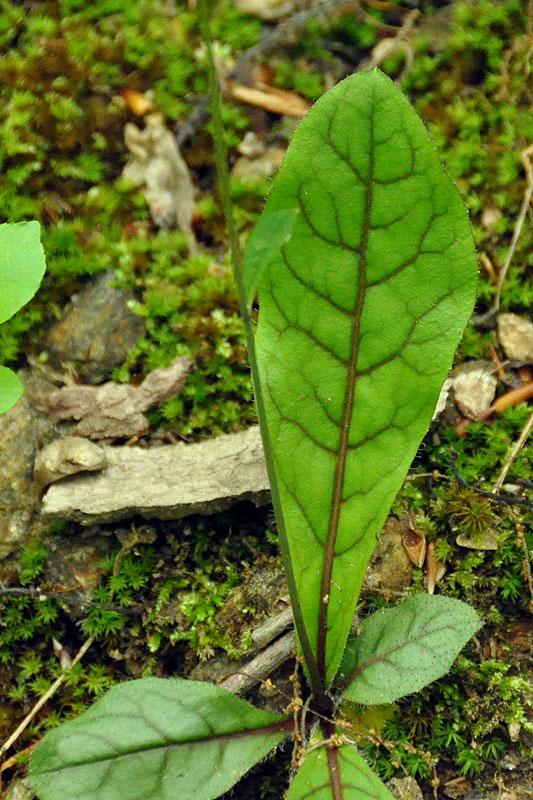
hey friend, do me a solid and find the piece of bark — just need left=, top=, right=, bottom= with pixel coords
left=34, top=436, right=107, bottom=490
left=40, top=426, right=269, bottom=524
left=38, top=356, right=192, bottom=440
left=122, top=113, right=198, bottom=253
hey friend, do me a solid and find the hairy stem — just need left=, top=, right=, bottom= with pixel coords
left=198, top=0, right=323, bottom=697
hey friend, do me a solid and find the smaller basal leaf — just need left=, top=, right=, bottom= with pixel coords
left=243, top=208, right=299, bottom=307
left=286, top=732, right=395, bottom=800
left=338, top=595, right=481, bottom=705
left=0, top=221, right=46, bottom=325
left=30, top=677, right=291, bottom=800
left=0, top=366, right=24, bottom=414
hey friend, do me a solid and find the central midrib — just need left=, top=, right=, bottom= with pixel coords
left=316, top=90, right=376, bottom=685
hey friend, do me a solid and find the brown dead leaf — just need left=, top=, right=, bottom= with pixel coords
left=34, top=436, right=107, bottom=489
left=121, top=89, right=154, bottom=116
left=425, top=540, right=446, bottom=595
left=52, top=638, right=73, bottom=671
left=401, top=512, right=426, bottom=568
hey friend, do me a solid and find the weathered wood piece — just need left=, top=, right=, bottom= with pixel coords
left=40, top=426, right=269, bottom=524
left=34, top=436, right=107, bottom=490
left=38, top=356, right=192, bottom=440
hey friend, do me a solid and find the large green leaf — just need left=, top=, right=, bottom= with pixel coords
left=30, top=677, right=291, bottom=800
left=338, top=595, right=481, bottom=705
left=255, top=68, right=477, bottom=687
left=0, top=221, right=45, bottom=325
left=286, top=732, right=395, bottom=800
left=0, top=366, right=24, bottom=414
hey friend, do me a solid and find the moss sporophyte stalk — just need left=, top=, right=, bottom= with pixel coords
left=29, top=60, right=481, bottom=800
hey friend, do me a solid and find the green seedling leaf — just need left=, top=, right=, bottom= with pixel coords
left=286, top=732, right=395, bottom=800
left=30, top=677, right=291, bottom=800
left=243, top=208, right=299, bottom=307
left=0, top=221, right=46, bottom=325
left=0, top=366, right=24, bottom=414
left=255, top=68, right=477, bottom=686
left=338, top=595, right=481, bottom=705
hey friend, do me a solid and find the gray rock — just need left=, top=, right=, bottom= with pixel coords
left=41, top=426, right=270, bottom=524
left=40, top=270, right=145, bottom=383
left=44, top=529, right=112, bottom=606
left=388, top=777, right=424, bottom=800
left=34, top=436, right=107, bottom=490
left=498, top=313, right=533, bottom=363
left=0, top=378, right=55, bottom=560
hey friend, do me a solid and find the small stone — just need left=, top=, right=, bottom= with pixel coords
left=237, top=131, right=266, bottom=158
left=456, top=530, right=499, bottom=550
left=498, top=313, right=533, bottom=362
left=451, top=360, right=498, bottom=419
left=387, top=777, right=424, bottom=800
left=508, top=721, right=521, bottom=742
left=231, top=145, right=286, bottom=183
left=481, top=204, right=503, bottom=231
left=34, top=436, right=107, bottom=490
left=44, top=531, right=112, bottom=606
left=40, top=270, right=146, bottom=383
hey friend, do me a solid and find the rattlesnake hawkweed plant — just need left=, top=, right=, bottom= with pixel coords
left=30, top=17, right=480, bottom=800
left=0, top=221, right=45, bottom=414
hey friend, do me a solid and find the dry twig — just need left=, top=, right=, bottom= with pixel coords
left=492, top=407, right=533, bottom=493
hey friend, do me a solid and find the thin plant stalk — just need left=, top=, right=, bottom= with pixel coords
left=198, top=0, right=322, bottom=696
